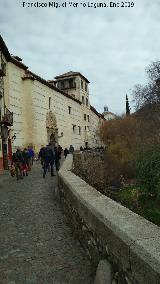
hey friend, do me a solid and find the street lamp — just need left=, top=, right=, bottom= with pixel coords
left=58, top=132, right=63, bottom=138
left=12, top=133, right=16, bottom=141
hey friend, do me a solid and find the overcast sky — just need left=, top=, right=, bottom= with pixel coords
left=0, top=0, right=160, bottom=114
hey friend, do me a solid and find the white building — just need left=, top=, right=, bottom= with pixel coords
left=102, top=106, right=117, bottom=121
left=0, top=36, right=104, bottom=171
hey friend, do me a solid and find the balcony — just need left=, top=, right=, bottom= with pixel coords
left=1, top=110, right=13, bottom=126
left=57, top=79, right=76, bottom=90
left=0, top=59, right=6, bottom=77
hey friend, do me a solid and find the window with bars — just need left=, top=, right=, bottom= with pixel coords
left=73, top=124, right=76, bottom=133
left=49, top=97, right=51, bottom=109
left=86, top=98, right=88, bottom=106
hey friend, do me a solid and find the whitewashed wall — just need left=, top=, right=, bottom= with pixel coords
left=3, top=61, right=102, bottom=153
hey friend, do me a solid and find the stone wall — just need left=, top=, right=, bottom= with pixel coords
left=58, top=154, right=160, bottom=284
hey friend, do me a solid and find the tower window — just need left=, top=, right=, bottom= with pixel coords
left=81, top=80, right=83, bottom=89
left=69, top=79, right=74, bottom=88
left=87, top=115, right=90, bottom=122
left=78, top=126, right=81, bottom=135
left=73, top=125, right=76, bottom=133
left=82, top=96, right=84, bottom=104
left=85, top=83, right=87, bottom=92
left=86, top=98, right=88, bottom=106
left=68, top=106, right=71, bottom=114
left=49, top=97, right=51, bottom=109
left=61, top=81, right=65, bottom=89
left=84, top=114, right=86, bottom=120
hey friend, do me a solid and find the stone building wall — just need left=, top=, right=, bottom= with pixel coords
left=7, top=62, right=26, bottom=148
left=58, top=154, right=160, bottom=284
left=0, top=36, right=104, bottom=165
left=4, top=61, right=102, bottom=152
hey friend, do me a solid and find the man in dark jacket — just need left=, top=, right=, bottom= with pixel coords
left=38, top=145, right=45, bottom=165
left=54, top=145, right=62, bottom=171
left=42, top=144, right=55, bottom=178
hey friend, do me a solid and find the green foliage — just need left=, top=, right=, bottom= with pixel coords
left=144, top=208, right=160, bottom=226
left=117, top=185, right=139, bottom=209
left=136, top=145, right=160, bottom=196
left=117, top=185, right=160, bottom=226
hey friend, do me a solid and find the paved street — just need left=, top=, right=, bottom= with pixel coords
left=0, top=162, right=93, bottom=284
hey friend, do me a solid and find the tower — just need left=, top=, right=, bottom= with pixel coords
left=104, top=105, right=108, bottom=112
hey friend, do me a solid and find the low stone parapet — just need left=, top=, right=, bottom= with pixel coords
left=58, top=154, right=160, bottom=284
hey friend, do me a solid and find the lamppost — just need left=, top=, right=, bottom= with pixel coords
left=58, top=132, right=63, bottom=138
left=12, top=133, right=16, bottom=141
left=0, top=89, right=3, bottom=122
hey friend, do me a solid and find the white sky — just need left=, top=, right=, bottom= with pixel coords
left=0, top=0, right=160, bottom=114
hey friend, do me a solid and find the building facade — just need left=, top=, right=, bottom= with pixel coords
left=0, top=36, right=104, bottom=172
left=102, top=106, right=117, bottom=121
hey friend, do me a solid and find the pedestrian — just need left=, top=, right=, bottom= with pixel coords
left=22, top=148, right=30, bottom=176
left=58, top=145, right=63, bottom=153
left=80, top=146, right=83, bottom=151
left=42, top=144, right=55, bottom=178
left=12, top=148, right=24, bottom=180
left=69, top=145, right=74, bottom=153
left=64, top=148, right=69, bottom=159
left=38, top=145, right=45, bottom=166
left=28, top=146, right=35, bottom=169
left=54, top=145, right=62, bottom=171
left=48, top=143, right=55, bottom=175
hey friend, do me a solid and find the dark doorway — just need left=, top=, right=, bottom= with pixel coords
left=50, top=133, right=55, bottom=145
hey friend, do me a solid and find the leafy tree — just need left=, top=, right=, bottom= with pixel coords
left=136, top=145, right=160, bottom=198
left=100, top=115, right=141, bottom=184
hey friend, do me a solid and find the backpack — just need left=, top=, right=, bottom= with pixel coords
left=43, top=147, right=52, bottom=161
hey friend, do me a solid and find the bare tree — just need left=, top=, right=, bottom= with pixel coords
left=132, top=61, right=160, bottom=111
left=146, top=61, right=160, bottom=82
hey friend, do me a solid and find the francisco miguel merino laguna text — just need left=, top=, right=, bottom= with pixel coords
left=22, top=2, right=135, bottom=8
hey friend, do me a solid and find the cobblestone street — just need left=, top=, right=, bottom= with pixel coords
left=0, top=162, right=93, bottom=284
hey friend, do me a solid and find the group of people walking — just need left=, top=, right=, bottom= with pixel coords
left=10, top=143, right=75, bottom=180
left=38, top=143, right=62, bottom=178
left=11, top=147, right=34, bottom=180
